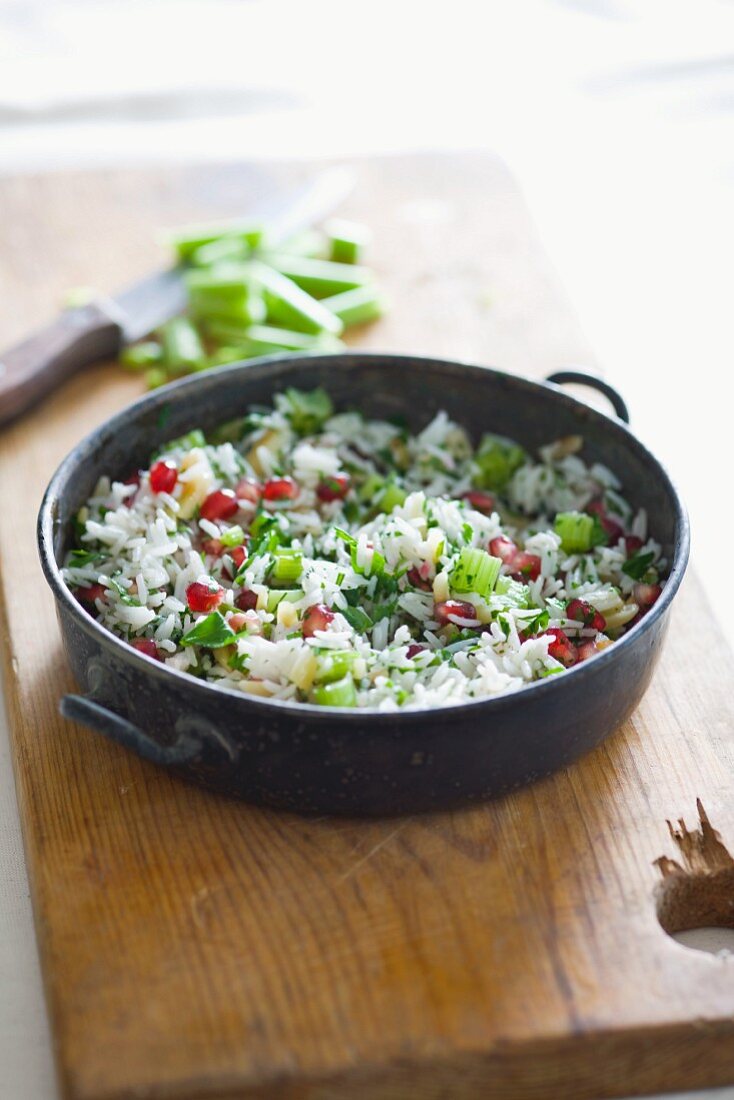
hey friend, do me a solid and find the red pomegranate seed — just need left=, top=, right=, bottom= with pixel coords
left=462, top=490, right=495, bottom=514
left=76, top=583, right=107, bottom=606
left=123, top=471, right=141, bottom=488
left=566, top=597, right=606, bottom=632
left=235, top=588, right=259, bottom=612
left=407, top=566, right=432, bottom=590
left=634, top=582, right=662, bottom=609
left=149, top=459, right=178, bottom=494
left=234, top=477, right=262, bottom=505
left=131, top=638, right=159, bottom=660
left=228, top=544, right=248, bottom=571
left=600, top=515, right=624, bottom=543
left=317, top=474, right=351, bottom=503
left=202, top=538, right=224, bottom=557
left=543, top=627, right=578, bottom=667
left=434, top=600, right=480, bottom=627
left=585, top=497, right=605, bottom=518
left=228, top=613, right=249, bottom=633
left=509, top=551, right=542, bottom=582
left=577, top=640, right=598, bottom=662
left=263, top=477, right=299, bottom=503
left=302, top=604, right=335, bottom=638
left=625, top=535, right=644, bottom=555
left=200, top=489, right=238, bottom=522
left=186, top=580, right=224, bottom=613
left=406, top=643, right=427, bottom=659
left=489, top=536, right=518, bottom=565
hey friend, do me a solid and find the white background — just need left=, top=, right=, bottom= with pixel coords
left=1, top=1, right=733, bottom=1096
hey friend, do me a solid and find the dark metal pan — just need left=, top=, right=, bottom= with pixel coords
left=37, top=354, right=689, bottom=816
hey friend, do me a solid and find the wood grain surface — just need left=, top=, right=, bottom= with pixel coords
left=1, top=154, right=733, bottom=1100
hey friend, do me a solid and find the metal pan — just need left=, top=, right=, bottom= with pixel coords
left=37, top=354, right=689, bottom=816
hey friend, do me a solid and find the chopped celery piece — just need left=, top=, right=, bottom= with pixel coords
left=359, top=473, right=386, bottom=501
left=185, top=270, right=266, bottom=326
left=189, top=236, right=251, bottom=268
left=450, top=548, right=501, bottom=598
left=167, top=219, right=264, bottom=261
left=270, top=548, right=303, bottom=585
left=314, top=650, right=359, bottom=683
left=249, top=260, right=344, bottom=336
left=554, top=511, right=607, bottom=553
left=283, top=387, right=333, bottom=434
left=277, top=228, right=327, bottom=259
left=378, top=482, right=407, bottom=513
left=311, top=674, right=358, bottom=707
left=475, top=433, right=526, bottom=491
left=220, top=525, right=245, bottom=548
left=205, top=321, right=343, bottom=356
left=266, top=589, right=303, bottom=613
left=321, top=284, right=385, bottom=328
left=325, top=218, right=371, bottom=264
left=159, top=317, right=206, bottom=375
left=144, top=366, right=168, bottom=389
left=262, top=253, right=372, bottom=299
left=207, top=346, right=256, bottom=367
left=121, top=341, right=163, bottom=371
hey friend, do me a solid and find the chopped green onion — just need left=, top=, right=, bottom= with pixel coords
left=270, top=548, right=303, bottom=585
left=120, top=341, right=163, bottom=371
left=554, top=511, right=608, bottom=553
left=159, top=316, right=206, bottom=375
left=325, top=218, right=371, bottom=264
left=248, top=261, right=344, bottom=336
left=321, top=284, right=386, bottom=328
left=311, top=674, right=358, bottom=707
left=181, top=611, right=236, bottom=648
left=262, top=254, right=372, bottom=299
left=450, top=548, right=501, bottom=598
left=475, top=434, right=526, bottom=491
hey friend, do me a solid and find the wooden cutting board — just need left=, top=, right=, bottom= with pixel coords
left=1, top=153, right=733, bottom=1100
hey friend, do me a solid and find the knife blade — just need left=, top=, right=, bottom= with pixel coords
left=0, top=167, right=355, bottom=425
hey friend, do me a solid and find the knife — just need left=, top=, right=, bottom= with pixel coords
left=0, top=167, right=354, bottom=427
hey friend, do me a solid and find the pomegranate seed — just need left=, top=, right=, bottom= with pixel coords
left=202, top=538, right=224, bottom=557
left=434, top=600, right=480, bottom=627
left=407, top=566, right=432, bottom=590
left=509, top=551, right=542, bottom=582
left=186, top=580, right=224, bottom=613
left=131, top=638, right=159, bottom=660
left=317, top=474, right=351, bottom=503
left=228, top=544, right=247, bottom=571
left=543, top=627, right=578, bottom=667
left=625, top=535, right=644, bottom=555
left=235, top=588, right=258, bottom=612
left=489, top=536, right=518, bottom=565
left=302, top=604, right=335, bottom=638
left=149, top=459, right=178, bottom=494
left=585, top=497, right=605, bottom=518
left=76, top=583, right=107, bottom=606
left=634, top=582, right=662, bottom=609
left=462, top=490, right=495, bottom=514
left=577, top=640, right=598, bottom=662
left=566, top=597, right=606, bottom=632
left=234, top=477, right=262, bottom=505
left=228, top=613, right=249, bottom=633
left=600, top=515, right=624, bottom=543
left=123, top=471, right=141, bottom=488
left=200, top=489, right=238, bottom=522
left=406, top=643, right=427, bottom=659
left=263, top=477, right=299, bottom=503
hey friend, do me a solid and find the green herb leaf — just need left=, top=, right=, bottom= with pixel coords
left=181, top=611, right=236, bottom=649
left=622, top=550, right=655, bottom=580
left=341, top=605, right=373, bottom=632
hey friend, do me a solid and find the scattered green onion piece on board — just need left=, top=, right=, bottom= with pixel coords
left=321, top=284, right=386, bottom=328
left=311, top=674, right=358, bottom=707
left=325, top=218, right=371, bottom=264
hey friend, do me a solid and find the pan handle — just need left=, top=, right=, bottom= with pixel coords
left=60, top=694, right=200, bottom=767
left=544, top=370, right=630, bottom=424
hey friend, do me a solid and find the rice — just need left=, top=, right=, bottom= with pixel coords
left=62, top=388, right=667, bottom=710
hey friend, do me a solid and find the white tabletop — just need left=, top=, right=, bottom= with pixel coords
left=1, top=2, right=733, bottom=1096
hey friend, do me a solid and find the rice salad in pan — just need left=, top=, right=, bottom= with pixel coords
left=64, top=389, right=666, bottom=710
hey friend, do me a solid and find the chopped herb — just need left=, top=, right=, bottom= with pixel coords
left=182, top=611, right=236, bottom=648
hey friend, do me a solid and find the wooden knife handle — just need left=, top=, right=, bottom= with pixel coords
left=0, top=300, right=123, bottom=426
